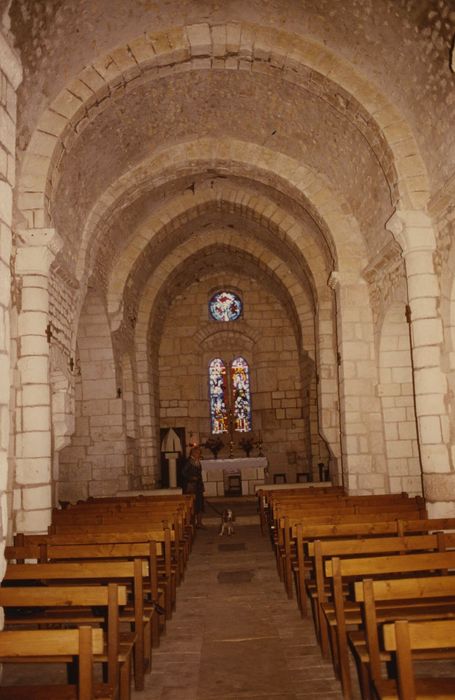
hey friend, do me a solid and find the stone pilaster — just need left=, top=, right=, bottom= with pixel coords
left=329, top=271, right=387, bottom=493
left=14, top=228, right=63, bottom=532
left=387, top=210, right=454, bottom=516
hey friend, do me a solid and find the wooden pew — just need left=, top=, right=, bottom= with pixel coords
left=258, top=486, right=345, bottom=533
left=0, top=626, right=112, bottom=700
left=293, top=516, right=455, bottom=606
left=4, top=559, right=150, bottom=692
left=350, top=575, right=455, bottom=699
left=323, top=550, right=455, bottom=699
left=0, top=584, right=132, bottom=700
left=376, top=619, right=455, bottom=700
left=15, top=526, right=177, bottom=616
left=47, top=519, right=185, bottom=586
left=277, top=506, right=427, bottom=600
left=32, top=541, right=166, bottom=641
left=305, top=532, right=453, bottom=655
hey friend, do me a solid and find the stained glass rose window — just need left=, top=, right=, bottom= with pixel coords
left=209, top=291, right=242, bottom=322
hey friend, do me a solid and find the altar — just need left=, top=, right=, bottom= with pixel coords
left=201, top=457, right=267, bottom=497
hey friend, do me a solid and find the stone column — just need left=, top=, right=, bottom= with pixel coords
left=0, top=29, right=21, bottom=587
left=316, top=294, right=342, bottom=481
left=329, top=272, right=387, bottom=493
left=15, top=228, right=63, bottom=532
left=387, top=210, right=454, bottom=517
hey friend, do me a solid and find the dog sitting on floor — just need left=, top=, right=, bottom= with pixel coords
left=219, top=508, right=235, bottom=536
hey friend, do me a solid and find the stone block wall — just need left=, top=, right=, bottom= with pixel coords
left=158, top=273, right=317, bottom=480
left=379, top=304, right=421, bottom=495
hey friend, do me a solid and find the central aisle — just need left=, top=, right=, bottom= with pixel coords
left=137, top=525, right=344, bottom=700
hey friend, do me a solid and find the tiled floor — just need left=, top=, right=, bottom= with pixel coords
left=137, top=525, right=344, bottom=700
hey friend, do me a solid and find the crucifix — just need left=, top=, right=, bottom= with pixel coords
left=227, top=407, right=235, bottom=458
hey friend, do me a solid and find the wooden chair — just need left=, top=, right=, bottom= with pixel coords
left=0, top=626, right=112, bottom=700
left=375, top=619, right=455, bottom=700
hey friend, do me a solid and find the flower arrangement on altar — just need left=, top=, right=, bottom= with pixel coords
left=202, top=435, right=224, bottom=459
left=238, top=435, right=255, bottom=457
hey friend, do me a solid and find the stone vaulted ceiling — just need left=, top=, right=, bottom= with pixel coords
left=3, top=0, right=454, bottom=325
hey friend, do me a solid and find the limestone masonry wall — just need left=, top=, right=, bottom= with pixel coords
left=158, top=273, right=317, bottom=481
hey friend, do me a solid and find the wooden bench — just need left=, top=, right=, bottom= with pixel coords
left=0, top=627, right=112, bottom=700
left=4, top=559, right=150, bottom=692
left=375, top=619, right=455, bottom=700
left=15, top=526, right=177, bottom=616
left=47, top=518, right=185, bottom=586
left=323, top=550, right=455, bottom=699
left=350, top=575, right=455, bottom=699
left=305, top=532, right=453, bottom=655
left=0, top=584, right=132, bottom=700
left=276, top=506, right=427, bottom=600
left=293, top=516, right=455, bottom=611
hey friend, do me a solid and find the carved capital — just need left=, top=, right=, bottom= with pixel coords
left=386, top=209, right=436, bottom=256
left=328, top=270, right=363, bottom=290
left=16, top=228, right=63, bottom=275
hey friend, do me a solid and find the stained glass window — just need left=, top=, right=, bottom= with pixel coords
left=209, top=358, right=229, bottom=434
left=209, top=291, right=242, bottom=322
left=231, top=356, right=252, bottom=432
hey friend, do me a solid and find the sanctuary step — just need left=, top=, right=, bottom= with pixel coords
left=204, top=496, right=260, bottom=526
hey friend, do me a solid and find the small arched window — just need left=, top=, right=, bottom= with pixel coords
left=209, top=358, right=229, bottom=434
left=231, top=356, right=252, bottom=432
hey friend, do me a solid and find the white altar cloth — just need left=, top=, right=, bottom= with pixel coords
left=201, top=457, right=267, bottom=496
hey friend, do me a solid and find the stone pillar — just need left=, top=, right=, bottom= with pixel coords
left=165, top=452, right=178, bottom=488
left=15, top=228, right=63, bottom=532
left=387, top=210, right=454, bottom=517
left=316, top=295, right=342, bottom=481
left=0, top=30, right=21, bottom=581
left=329, top=272, right=387, bottom=493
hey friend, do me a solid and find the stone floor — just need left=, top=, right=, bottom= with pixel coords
left=136, top=524, right=344, bottom=700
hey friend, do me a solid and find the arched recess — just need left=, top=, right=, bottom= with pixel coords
left=378, top=303, right=421, bottom=496
left=58, top=289, right=128, bottom=501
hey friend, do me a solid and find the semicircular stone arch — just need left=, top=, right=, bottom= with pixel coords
left=104, top=174, right=335, bottom=319
left=17, top=20, right=429, bottom=240
left=128, top=236, right=338, bottom=482
left=194, top=322, right=262, bottom=350
left=131, top=231, right=316, bottom=360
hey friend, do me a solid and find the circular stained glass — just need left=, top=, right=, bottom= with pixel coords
left=209, top=291, right=243, bottom=322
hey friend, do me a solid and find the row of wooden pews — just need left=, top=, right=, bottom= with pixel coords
left=259, top=485, right=455, bottom=699
left=0, top=492, right=196, bottom=700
